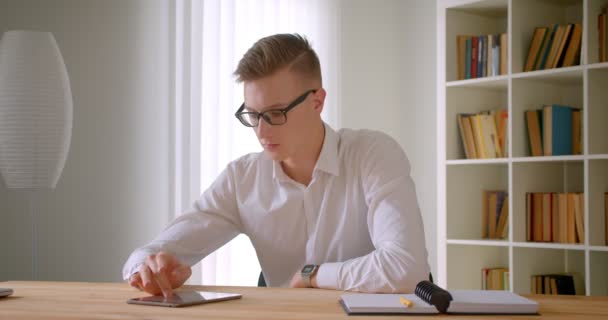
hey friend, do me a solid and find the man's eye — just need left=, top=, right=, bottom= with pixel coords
left=267, top=111, right=283, bottom=118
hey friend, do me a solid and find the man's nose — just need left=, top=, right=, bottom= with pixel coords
left=256, top=116, right=272, bottom=136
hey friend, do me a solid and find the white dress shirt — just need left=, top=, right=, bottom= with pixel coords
left=123, top=123, right=430, bottom=293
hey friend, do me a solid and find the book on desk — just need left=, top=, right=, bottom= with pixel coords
left=340, top=280, right=539, bottom=315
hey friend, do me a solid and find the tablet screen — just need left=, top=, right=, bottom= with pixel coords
left=128, top=291, right=242, bottom=307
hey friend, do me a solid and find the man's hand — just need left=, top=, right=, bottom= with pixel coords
left=289, top=269, right=318, bottom=288
left=128, top=251, right=192, bottom=297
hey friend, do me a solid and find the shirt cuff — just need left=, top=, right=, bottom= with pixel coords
left=123, top=262, right=143, bottom=281
left=315, top=262, right=343, bottom=290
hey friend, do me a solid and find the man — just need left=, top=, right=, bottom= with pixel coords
left=123, top=33, right=430, bottom=297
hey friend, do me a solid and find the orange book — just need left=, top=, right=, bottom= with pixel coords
left=496, top=195, right=509, bottom=239
left=533, top=193, right=544, bottom=242
left=495, top=109, right=508, bottom=157
left=552, top=194, right=559, bottom=243
left=526, top=193, right=533, bottom=241
left=525, top=27, right=548, bottom=71
left=545, top=25, right=566, bottom=69
left=573, top=193, right=584, bottom=244
left=551, top=24, right=572, bottom=68
left=567, top=193, right=577, bottom=244
left=542, top=193, right=552, bottom=242
left=605, top=193, right=608, bottom=245
left=526, top=110, right=543, bottom=157
left=562, top=24, right=582, bottom=67
left=559, top=193, right=568, bottom=243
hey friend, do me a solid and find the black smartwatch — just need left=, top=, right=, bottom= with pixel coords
left=301, top=264, right=319, bottom=288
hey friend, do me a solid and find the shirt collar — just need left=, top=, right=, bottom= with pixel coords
left=272, top=122, right=340, bottom=181
left=314, top=122, right=340, bottom=176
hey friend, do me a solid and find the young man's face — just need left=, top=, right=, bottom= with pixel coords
left=243, top=68, right=324, bottom=162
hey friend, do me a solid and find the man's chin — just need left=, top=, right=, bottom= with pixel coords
left=264, top=150, right=285, bottom=161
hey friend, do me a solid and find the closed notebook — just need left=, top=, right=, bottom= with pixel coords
left=340, top=280, right=539, bottom=315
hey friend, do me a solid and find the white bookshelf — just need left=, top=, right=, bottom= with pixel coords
left=437, top=0, right=608, bottom=296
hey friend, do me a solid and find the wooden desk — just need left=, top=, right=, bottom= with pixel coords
left=1, top=281, right=607, bottom=319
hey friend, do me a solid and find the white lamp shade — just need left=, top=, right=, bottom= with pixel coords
left=0, top=30, right=73, bottom=189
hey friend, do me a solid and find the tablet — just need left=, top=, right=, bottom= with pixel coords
left=0, top=288, right=13, bottom=298
left=127, top=290, right=242, bottom=307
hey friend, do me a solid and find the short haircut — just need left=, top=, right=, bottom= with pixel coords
left=233, top=33, right=322, bottom=85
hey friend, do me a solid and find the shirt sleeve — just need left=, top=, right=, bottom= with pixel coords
left=122, top=163, right=242, bottom=280
left=315, top=132, right=430, bottom=293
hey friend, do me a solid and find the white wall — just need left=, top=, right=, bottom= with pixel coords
left=0, top=0, right=438, bottom=282
left=339, top=0, right=437, bottom=277
left=0, top=0, right=171, bottom=281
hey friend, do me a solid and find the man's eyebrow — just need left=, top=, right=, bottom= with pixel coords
left=244, top=102, right=286, bottom=112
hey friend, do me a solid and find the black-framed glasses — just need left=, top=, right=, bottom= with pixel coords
left=234, top=89, right=317, bottom=127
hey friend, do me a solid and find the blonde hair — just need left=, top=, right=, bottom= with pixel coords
left=234, top=33, right=322, bottom=85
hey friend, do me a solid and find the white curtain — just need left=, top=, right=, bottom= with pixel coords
left=172, top=0, right=341, bottom=286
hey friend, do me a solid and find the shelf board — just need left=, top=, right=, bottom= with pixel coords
left=512, top=241, right=585, bottom=250
left=448, top=0, right=508, bottom=17
left=588, top=154, right=608, bottom=160
left=511, top=66, right=583, bottom=85
left=446, top=75, right=508, bottom=89
left=587, top=62, right=608, bottom=71
left=511, top=155, right=585, bottom=163
left=446, top=158, right=508, bottom=165
left=589, top=246, right=608, bottom=252
left=447, top=239, right=509, bottom=246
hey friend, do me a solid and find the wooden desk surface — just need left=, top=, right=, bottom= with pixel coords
left=1, top=281, right=608, bottom=319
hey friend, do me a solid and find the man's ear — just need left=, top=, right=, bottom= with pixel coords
left=312, top=88, right=326, bottom=114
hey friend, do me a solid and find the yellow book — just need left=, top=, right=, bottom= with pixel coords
left=480, top=114, right=501, bottom=158
left=470, top=115, right=486, bottom=158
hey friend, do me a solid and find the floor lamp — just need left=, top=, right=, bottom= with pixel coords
left=0, top=30, right=73, bottom=279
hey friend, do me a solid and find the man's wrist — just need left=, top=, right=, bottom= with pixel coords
left=311, top=272, right=318, bottom=288
left=301, top=264, right=320, bottom=288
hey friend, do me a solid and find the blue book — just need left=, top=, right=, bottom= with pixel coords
left=466, top=38, right=472, bottom=79
left=547, top=105, right=573, bottom=156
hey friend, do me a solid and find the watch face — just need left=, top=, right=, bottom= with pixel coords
left=302, top=265, right=315, bottom=273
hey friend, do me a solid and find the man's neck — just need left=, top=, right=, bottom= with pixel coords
left=281, top=123, right=325, bottom=186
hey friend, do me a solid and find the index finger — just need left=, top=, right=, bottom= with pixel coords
left=154, top=271, right=173, bottom=298
left=154, top=253, right=175, bottom=297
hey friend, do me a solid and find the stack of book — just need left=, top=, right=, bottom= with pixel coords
left=456, top=33, right=507, bottom=80
left=482, top=268, right=509, bottom=290
left=525, top=105, right=582, bottom=157
left=524, top=23, right=582, bottom=72
left=457, top=110, right=508, bottom=159
left=531, top=274, right=577, bottom=295
left=600, top=7, right=607, bottom=62
left=482, top=191, right=508, bottom=240
left=526, top=192, right=584, bottom=244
